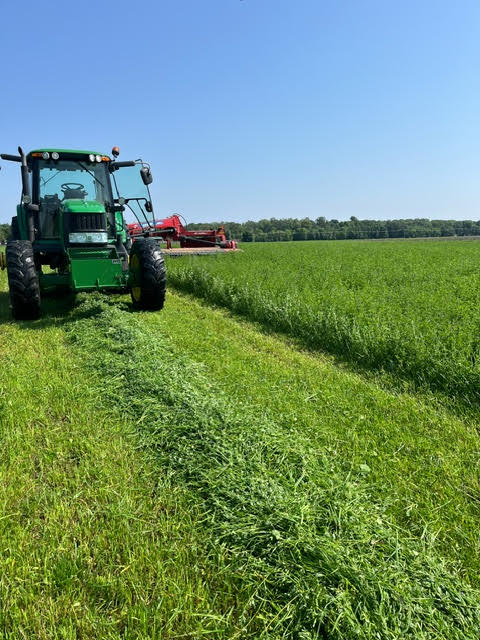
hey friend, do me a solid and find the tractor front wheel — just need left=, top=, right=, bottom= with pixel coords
left=6, top=240, right=41, bottom=320
left=129, top=239, right=166, bottom=310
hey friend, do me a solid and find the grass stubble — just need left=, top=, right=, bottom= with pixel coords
left=0, top=297, right=242, bottom=638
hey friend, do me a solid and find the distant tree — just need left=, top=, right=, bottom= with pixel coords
left=0, top=223, right=11, bottom=242
left=241, top=231, right=254, bottom=242
left=293, top=229, right=307, bottom=241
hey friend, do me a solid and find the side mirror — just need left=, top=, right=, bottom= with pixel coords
left=140, top=166, right=153, bottom=185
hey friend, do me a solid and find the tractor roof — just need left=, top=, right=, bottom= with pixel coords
left=28, top=148, right=109, bottom=158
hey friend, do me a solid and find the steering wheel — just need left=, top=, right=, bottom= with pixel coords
left=61, top=183, right=85, bottom=193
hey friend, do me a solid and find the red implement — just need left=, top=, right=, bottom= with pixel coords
left=127, top=214, right=238, bottom=254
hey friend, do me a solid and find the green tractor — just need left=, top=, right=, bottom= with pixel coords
left=0, top=146, right=166, bottom=319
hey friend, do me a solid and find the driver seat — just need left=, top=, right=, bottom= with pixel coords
left=63, top=186, right=87, bottom=200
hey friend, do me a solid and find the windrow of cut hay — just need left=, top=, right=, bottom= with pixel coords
left=166, top=240, right=480, bottom=404
left=66, top=294, right=480, bottom=639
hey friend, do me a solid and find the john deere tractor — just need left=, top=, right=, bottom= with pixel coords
left=0, top=146, right=166, bottom=319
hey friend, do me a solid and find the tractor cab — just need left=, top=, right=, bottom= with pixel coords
left=32, top=151, right=116, bottom=244
left=0, top=146, right=166, bottom=319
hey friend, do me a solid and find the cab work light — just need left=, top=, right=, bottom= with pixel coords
left=69, top=232, right=108, bottom=244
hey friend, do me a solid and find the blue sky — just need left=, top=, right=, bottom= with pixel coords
left=0, top=0, right=478, bottom=223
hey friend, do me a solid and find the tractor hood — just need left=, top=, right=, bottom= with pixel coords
left=62, top=200, right=109, bottom=241
left=62, top=200, right=106, bottom=214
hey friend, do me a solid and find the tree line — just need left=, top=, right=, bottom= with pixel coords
left=1, top=217, right=480, bottom=244
left=188, top=216, right=480, bottom=242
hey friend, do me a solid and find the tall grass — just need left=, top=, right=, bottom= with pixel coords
left=67, top=294, right=480, bottom=639
left=166, top=240, right=480, bottom=403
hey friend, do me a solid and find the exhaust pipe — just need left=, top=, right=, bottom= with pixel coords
left=18, top=147, right=34, bottom=243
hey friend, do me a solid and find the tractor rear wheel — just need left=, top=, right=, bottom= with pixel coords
left=6, top=240, right=41, bottom=320
left=129, top=238, right=166, bottom=310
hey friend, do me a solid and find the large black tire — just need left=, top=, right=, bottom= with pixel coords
left=6, top=240, right=41, bottom=320
left=129, top=238, right=166, bottom=310
left=10, top=217, right=19, bottom=240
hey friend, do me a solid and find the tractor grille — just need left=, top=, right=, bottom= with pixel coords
left=67, top=213, right=107, bottom=232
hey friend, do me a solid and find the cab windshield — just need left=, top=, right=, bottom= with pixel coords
left=38, top=159, right=112, bottom=204
left=35, top=159, right=113, bottom=238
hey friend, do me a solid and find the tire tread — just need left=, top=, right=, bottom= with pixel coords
left=6, top=240, right=41, bottom=319
left=130, top=239, right=166, bottom=310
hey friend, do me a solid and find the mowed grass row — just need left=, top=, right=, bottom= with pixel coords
left=66, top=293, right=480, bottom=638
left=0, top=285, right=248, bottom=637
left=156, top=293, right=480, bottom=587
left=166, top=240, right=480, bottom=404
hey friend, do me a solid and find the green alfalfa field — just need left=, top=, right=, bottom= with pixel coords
left=1, top=238, right=480, bottom=639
